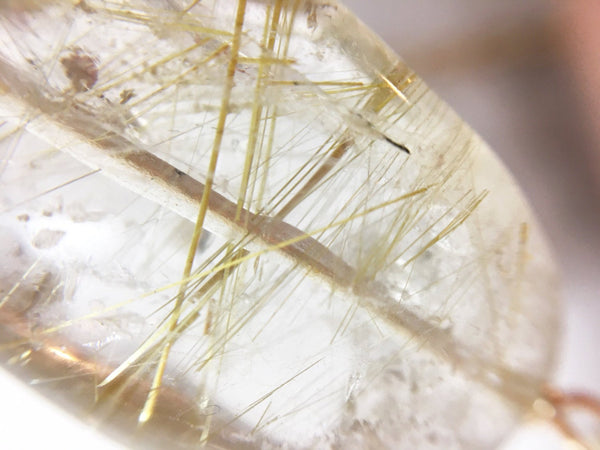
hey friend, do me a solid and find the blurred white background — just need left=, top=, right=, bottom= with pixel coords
left=1, top=1, right=599, bottom=448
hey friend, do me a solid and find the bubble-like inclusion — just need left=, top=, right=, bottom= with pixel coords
left=0, top=1, right=560, bottom=449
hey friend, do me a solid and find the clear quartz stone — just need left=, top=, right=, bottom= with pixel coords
left=0, top=1, right=560, bottom=449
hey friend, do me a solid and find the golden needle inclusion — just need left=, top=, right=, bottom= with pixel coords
left=0, top=1, right=560, bottom=448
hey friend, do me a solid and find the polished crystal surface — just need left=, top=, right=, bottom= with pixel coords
left=0, top=1, right=560, bottom=448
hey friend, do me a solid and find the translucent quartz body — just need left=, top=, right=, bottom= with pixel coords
left=0, top=1, right=560, bottom=449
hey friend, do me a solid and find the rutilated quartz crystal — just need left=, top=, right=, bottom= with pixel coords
left=0, top=1, right=560, bottom=448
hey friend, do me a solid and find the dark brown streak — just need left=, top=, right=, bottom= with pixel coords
left=125, top=150, right=356, bottom=287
